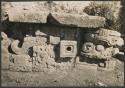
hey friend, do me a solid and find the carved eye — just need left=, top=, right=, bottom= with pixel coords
left=65, top=45, right=73, bottom=52
left=96, top=45, right=104, bottom=51
left=66, top=47, right=72, bottom=51
left=82, top=42, right=95, bottom=53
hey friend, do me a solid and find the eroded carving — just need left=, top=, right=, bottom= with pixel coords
left=81, top=28, right=124, bottom=70
left=81, top=42, right=119, bottom=60
left=11, top=40, right=25, bottom=55
left=9, top=55, right=32, bottom=72
left=85, top=28, right=124, bottom=47
left=1, top=32, right=11, bottom=70
left=1, top=8, right=124, bottom=72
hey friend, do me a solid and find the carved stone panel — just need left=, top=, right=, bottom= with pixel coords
left=60, top=40, right=77, bottom=57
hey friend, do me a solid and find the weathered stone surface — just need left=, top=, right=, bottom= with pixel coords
left=97, top=58, right=116, bottom=71
left=105, top=59, right=116, bottom=71
left=1, top=1, right=91, bottom=20
left=23, top=36, right=37, bottom=50
left=1, top=32, right=11, bottom=70
left=11, top=40, right=26, bottom=55
left=7, top=9, right=105, bottom=28
left=8, top=10, right=49, bottom=23
left=46, top=44, right=55, bottom=58
left=76, top=57, right=97, bottom=67
left=96, top=28, right=121, bottom=37
left=81, top=42, right=120, bottom=60
left=50, top=12, right=105, bottom=28
left=82, top=42, right=95, bottom=53
left=9, top=55, right=32, bottom=72
left=35, top=30, right=47, bottom=36
left=32, top=45, right=56, bottom=72
left=49, top=35, right=60, bottom=44
left=96, top=45, right=105, bottom=51
left=60, top=40, right=77, bottom=57
left=85, top=28, right=124, bottom=46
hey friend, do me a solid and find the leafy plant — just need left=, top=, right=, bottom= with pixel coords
left=84, top=1, right=123, bottom=33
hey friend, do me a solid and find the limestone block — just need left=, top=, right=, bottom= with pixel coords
left=49, top=35, right=60, bottom=44
left=7, top=10, right=49, bottom=23
left=9, top=55, right=32, bottom=72
left=96, top=28, right=121, bottom=37
left=49, top=12, right=105, bottom=28
left=60, top=40, right=77, bottom=57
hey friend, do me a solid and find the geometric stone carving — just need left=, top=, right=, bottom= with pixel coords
left=60, top=40, right=77, bottom=57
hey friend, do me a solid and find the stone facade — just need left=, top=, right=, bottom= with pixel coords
left=1, top=1, right=124, bottom=87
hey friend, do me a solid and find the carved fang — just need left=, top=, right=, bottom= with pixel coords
left=11, top=40, right=25, bottom=55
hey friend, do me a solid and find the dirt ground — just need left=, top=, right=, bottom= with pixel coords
left=1, top=59, right=124, bottom=87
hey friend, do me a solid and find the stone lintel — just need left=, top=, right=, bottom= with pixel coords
left=7, top=10, right=105, bottom=28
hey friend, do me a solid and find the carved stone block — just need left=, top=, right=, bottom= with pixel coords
left=49, top=35, right=60, bottom=44
left=60, top=40, right=77, bottom=57
left=50, top=12, right=105, bottom=28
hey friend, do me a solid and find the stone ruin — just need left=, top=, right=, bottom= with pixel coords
left=1, top=9, right=124, bottom=73
left=1, top=1, right=124, bottom=81
left=81, top=28, right=124, bottom=70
